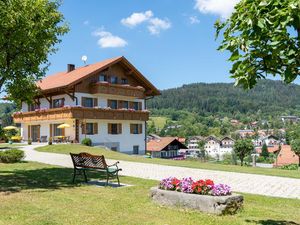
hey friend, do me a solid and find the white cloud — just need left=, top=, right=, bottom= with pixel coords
left=147, top=18, right=171, bottom=35
left=83, top=20, right=89, bottom=26
left=194, top=0, right=240, bottom=19
left=93, top=30, right=127, bottom=48
left=121, top=10, right=171, bottom=35
left=189, top=16, right=200, bottom=24
left=121, top=10, right=153, bottom=28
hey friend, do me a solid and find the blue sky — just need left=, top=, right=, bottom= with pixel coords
left=47, top=0, right=240, bottom=90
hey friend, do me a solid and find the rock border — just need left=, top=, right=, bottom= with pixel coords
left=150, top=187, right=243, bottom=215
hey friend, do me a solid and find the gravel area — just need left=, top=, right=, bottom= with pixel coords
left=20, top=144, right=300, bottom=199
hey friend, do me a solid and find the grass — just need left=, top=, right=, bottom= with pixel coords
left=1, top=161, right=300, bottom=225
left=149, top=116, right=168, bottom=130
left=36, top=144, right=300, bottom=179
left=0, top=143, right=24, bottom=148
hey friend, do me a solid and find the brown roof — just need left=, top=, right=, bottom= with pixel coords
left=147, top=137, right=187, bottom=152
left=256, top=145, right=280, bottom=154
left=275, top=145, right=299, bottom=166
left=37, top=56, right=160, bottom=96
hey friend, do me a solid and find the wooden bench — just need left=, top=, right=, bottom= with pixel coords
left=70, top=152, right=122, bottom=186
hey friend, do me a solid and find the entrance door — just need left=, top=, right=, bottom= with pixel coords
left=31, top=125, right=40, bottom=142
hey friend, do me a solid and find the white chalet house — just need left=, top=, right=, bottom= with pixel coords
left=13, top=56, right=160, bottom=154
left=204, top=136, right=235, bottom=158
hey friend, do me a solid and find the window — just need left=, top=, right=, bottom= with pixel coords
left=133, top=102, right=139, bottom=110
left=122, top=101, right=129, bottom=109
left=52, top=98, right=64, bottom=108
left=108, top=100, right=118, bottom=109
left=130, top=124, right=142, bottom=134
left=53, top=124, right=63, bottom=136
left=83, top=98, right=94, bottom=107
left=110, top=76, right=118, bottom=84
left=82, top=123, right=98, bottom=135
left=121, top=78, right=128, bottom=84
left=133, top=145, right=139, bottom=154
left=28, top=103, right=40, bottom=111
left=108, top=123, right=122, bottom=135
left=99, top=74, right=107, bottom=82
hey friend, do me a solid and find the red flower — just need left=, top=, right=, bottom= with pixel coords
left=205, top=179, right=214, bottom=186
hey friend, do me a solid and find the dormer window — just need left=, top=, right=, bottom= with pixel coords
left=111, top=76, right=118, bottom=84
left=99, top=74, right=107, bottom=82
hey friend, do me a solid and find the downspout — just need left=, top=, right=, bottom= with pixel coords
left=144, top=96, right=154, bottom=155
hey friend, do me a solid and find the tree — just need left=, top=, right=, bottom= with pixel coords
left=234, top=139, right=254, bottom=166
left=215, top=0, right=300, bottom=89
left=261, top=143, right=269, bottom=158
left=0, top=0, right=68, bottom=104
left=291, top=139, right=300, bottom=166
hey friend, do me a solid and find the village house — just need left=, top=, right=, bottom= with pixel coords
left=274, top=145, right=299, bottom=167
left=237, top=129, right=255, bottom=138
left=147, top=137, right=187, bottom=158
left=13, top=56, right=160, bottom=154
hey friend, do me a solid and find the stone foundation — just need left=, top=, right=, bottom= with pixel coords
left=150, top=187, right=243, bottom=215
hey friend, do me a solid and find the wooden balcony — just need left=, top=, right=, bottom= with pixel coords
left=89, top=82, right=145, bottom=98
left=13, top=107, right=149, bottom=123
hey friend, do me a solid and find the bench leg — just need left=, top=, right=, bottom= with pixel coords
left=72, top=168, right=77, bottom=183
left=116, top=173, right=120, bottom=186
left=83, top=170, right=88, bottom=183
left=106, top=173, right=109, bottom=186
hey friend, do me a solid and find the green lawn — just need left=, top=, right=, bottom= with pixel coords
left=0, top=143, right=25, bottom=148
left=35, top=144, right=300, bottom=179
left=149, top=116, right=168, bottom=130
left=0, top=161, right=300, bottom=225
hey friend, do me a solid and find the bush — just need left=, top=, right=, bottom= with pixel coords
left=280, top=164, right=299, bottom=170
left=0, top=149, right=24, bottom=163
left=81, top=138, right=92, bottom=146
left=221, top=152, right=237, bottom=165
left=11, top=136, right=22, bottom=142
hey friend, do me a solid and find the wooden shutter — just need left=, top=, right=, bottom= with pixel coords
left=107, top=100, right=111, bottom=108
left=93, top=98, right=98, bottom=107
left=81, top=97, right=86, bottom=107
left=138, top=102, right=142, bottom=110
left=118, top=100, right=123, bottom=109
left=138, top=124, right=143, bottom=134
left=93, top=123, right=98, bottom=134
left=130, top=124, right=134, bottom=134
left=108, top=124, right=112, bottom=134
left=62, top=98, right=65, bottom=107
left=118, top=124, right=122, bottom=134
left=82, top=123, right=86, bottom=134
left=129, top=101, right=134, bottom=109
left=28, top=125, right=31, bottom=139
left=49, top=124, right=53, bottom=138
left=62, top=128, right=65, bottom=136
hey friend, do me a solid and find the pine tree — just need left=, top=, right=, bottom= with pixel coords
left=261, top=143, right=269, bottom=159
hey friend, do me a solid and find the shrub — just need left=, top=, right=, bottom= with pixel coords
left=11, top=136, right=22, bottom=142
left=81, top=138, right=92, bottom=146
left=280, top=164, right=299, bottom=170
left=0, top=149, right=24, bottom=163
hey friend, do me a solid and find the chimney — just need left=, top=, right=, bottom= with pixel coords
left=67, top=64, right=75, bottom=72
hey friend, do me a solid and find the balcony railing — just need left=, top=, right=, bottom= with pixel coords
left=89, top=82, right=145, bottom=98
left=13, top=106, right=149, bottom=123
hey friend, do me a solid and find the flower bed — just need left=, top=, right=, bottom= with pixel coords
left=150, top=177, right=243, bottom=215
left=159, top=177, right=231, bottom=196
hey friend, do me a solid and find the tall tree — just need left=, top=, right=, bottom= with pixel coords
left=234, top=139, right=254, bottom=166
left=261, top=143, right=269, bottom=158
left=0, top=0, right=68, bottom=104
left=291, top=139, right=300, bottom=166
left=215, top=0, right=300, bottom=89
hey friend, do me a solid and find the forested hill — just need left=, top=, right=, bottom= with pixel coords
left=147, top=80, right=300, bottom=117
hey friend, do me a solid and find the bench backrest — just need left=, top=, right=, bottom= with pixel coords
left=70, top=152, right=108, bottom=169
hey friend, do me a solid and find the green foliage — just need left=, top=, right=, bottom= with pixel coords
left=280, top=164, right=299, bottom=170
left=291, top=139, right=300, bottom=166
left=221, top=152, right=237, bottom=165
left=0, top=149, right=24, bottom=163
left=81, top=138, right=92, bottom=146
left=215, top=0, right=300, bottom=89
left=0, top=0, right=69, bottom=104
left=234, top=139, right=254, bottom=166
left=261, top=143, right=269, bottom=158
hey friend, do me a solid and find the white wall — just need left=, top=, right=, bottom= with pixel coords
left=79, top=119, right=146, bottom=154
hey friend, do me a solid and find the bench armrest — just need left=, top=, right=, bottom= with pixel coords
left=108, top=161, right=120, bottom=167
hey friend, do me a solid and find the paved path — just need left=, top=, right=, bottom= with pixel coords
left=21, top=144, right=300, bottom=199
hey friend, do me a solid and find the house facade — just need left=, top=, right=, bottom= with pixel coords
left=13, top=56, right=160, bottom=154
left=147, top=137, right=187, bottom=158
left=204, top=136, right=235, bottom=158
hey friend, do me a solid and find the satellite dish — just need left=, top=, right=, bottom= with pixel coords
left=81, top=55, right=88, bottom=64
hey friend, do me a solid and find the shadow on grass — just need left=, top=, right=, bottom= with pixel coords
left=246, top=219, right=300, bottom=225
left=0, top=167, right=107, bottom=193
